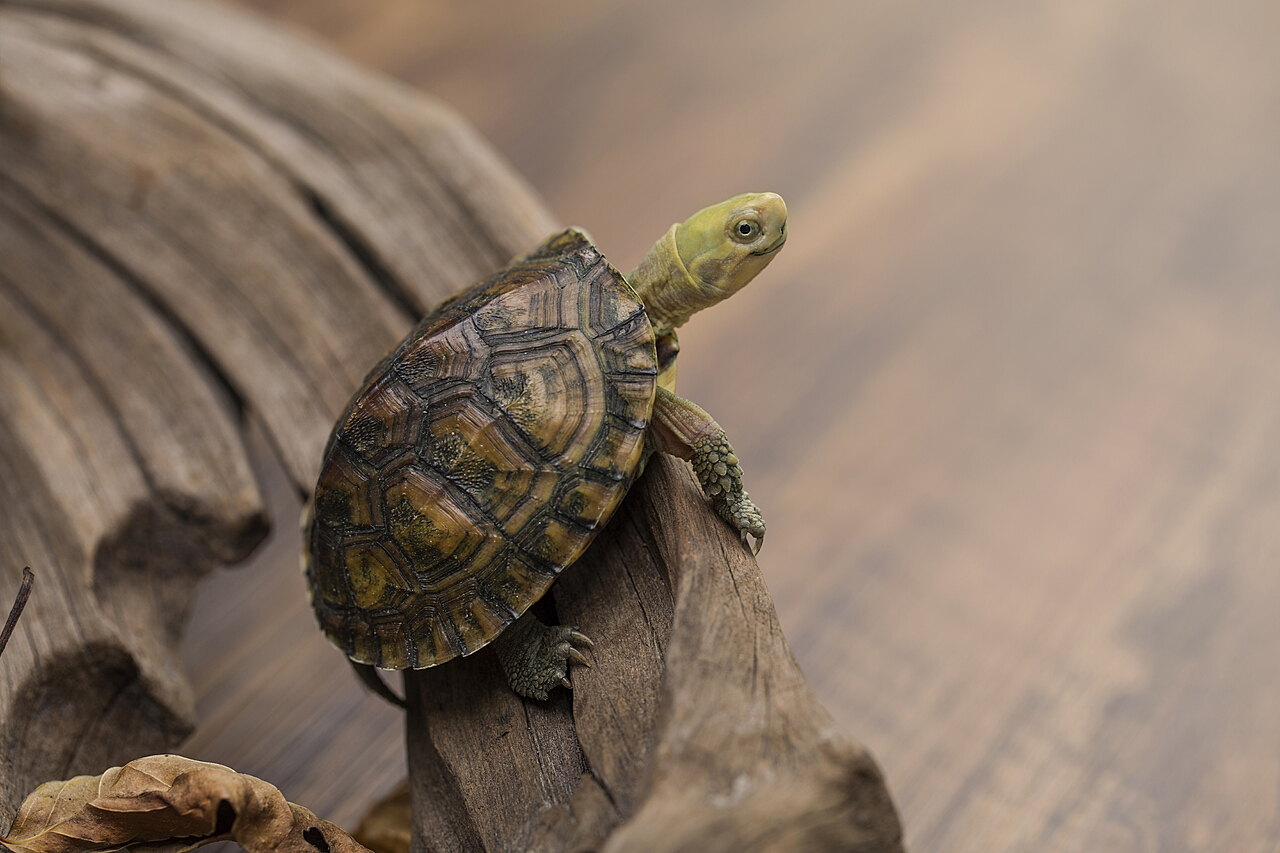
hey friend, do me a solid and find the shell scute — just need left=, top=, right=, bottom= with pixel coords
left=421, top=395, right=548, bottom=520
left=605, top=375, right=659, bottom=428
left=453, top=581, right=511, bottom=653
left=483, top=550, right=550, bottom=614
left=473, top=269, right=565, bottom=334
left=554, top=474, right=619, bottom=530
left=515, top=511, right=592, bottom=570
left=345, top=540, right=418, bottom=611
left=313, top=447, right=381, bottom=530
left=597, top=316, right=662, bottom=377
left=486, top=333, right=602, bottom=462
left=580, top=418, right=645, bottom=482
left=307, top=229, right=657, bottom=670
left=340, top=376, right=426, bottom=467
left=311, top=526, right=353, bottom=610
left=583, top=268, right=646, bottom=337
left=381, top=466, right=503, bottom=591
left=394, top=313, right=489, bottom=393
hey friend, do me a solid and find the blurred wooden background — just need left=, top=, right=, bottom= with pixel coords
left=182, top=1, right=1280, bottom=850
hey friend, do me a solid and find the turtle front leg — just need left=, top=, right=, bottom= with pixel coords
left=493, top=610, right=593, bottom=700
left=648, top=386, right=766, bottom=553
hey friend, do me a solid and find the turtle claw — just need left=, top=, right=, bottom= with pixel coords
left=494, top=615, right=594, bottom=700
left=691, top=428, right=766, bottom=554
left=724, top=497, right=766, bottom=555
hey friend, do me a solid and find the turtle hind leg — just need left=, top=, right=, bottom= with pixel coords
left=493, top=610, right=593, bottom=701
left=351, top=660, right=407, bottom=708
left=647, top=386, right=766, bottom=553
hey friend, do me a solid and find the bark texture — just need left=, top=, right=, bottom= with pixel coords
left=406, top=455, right=903, bottom=853
left=0, top=1, right=902, bottom=850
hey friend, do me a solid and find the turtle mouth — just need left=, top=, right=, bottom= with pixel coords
left=751, top=231, right=787, bottom=256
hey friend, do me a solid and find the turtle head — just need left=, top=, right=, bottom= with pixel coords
left=627, top=192, right=787, bottom=335
left=675, top=192, right=788, bottom=299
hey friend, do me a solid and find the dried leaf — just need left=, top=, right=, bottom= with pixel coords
left=351, top=781, right=409, bottom=853
left=1, top=755, right=372, bottom=853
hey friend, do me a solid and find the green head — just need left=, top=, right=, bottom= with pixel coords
left=628, top=192, right=787, bottom=335
left=676, top=192, right=788, bottom=300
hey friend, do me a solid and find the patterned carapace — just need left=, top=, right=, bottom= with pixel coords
left=305, top=231, right=658, bottom=670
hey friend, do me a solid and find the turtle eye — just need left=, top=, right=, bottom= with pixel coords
left=732, top=219, right=761, bottom=242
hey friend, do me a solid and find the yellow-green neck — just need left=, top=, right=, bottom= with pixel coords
left=625, top=192, right=787, bottom=338
left=627, top=224, right=708, bottom=337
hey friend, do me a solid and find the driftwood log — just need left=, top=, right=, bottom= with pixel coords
left=0, top=1, right=902, bottom=850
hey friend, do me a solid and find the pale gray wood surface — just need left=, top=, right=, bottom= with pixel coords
left=0, top=1, right=900, bottom=849
left=226, top=1, right=1280, bottom=851
left=0, top=0, right=547, bottom=830
left=4, top=0, right=1277, bottom=849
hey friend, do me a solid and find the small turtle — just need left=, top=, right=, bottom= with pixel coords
left=304, top=193, right=787, bottom=703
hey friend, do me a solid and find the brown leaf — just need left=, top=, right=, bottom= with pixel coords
left=351, top=780, right=410, bottom=853
left=1, top=755, right=372, bottom=853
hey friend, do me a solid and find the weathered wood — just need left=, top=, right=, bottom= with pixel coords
left=0, top=245, right=260, bottom=816
left=0, top=0, right=899, bottom=850
left=0, top=0, right=538, bottom=826
left=405, top=457, right=901, bottom=853
left=152, top=1, right=1280, bottom=849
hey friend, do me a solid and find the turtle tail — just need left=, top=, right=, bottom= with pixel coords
left=351, top=660, right=406, bottom=708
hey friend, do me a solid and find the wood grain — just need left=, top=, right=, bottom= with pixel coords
left=400, top=455, right=898, bottom=852
left=0, top=0, right=546, bottom=830
left=0, top=0, right=900, bottom=848
left=221, top=1, right=1280, bottom=851
left=4, top=0, right=1277, bottom=849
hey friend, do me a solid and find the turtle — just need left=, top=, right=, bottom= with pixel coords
left=303, top=192, right=787, bottom=704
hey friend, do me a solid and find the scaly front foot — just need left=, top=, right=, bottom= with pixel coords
left=648, top=386, right=767, bottom=553
left=691, top=429, right=765, bottom=553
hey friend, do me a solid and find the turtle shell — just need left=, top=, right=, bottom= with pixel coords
left=305, top=229, right=658, bottom=670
